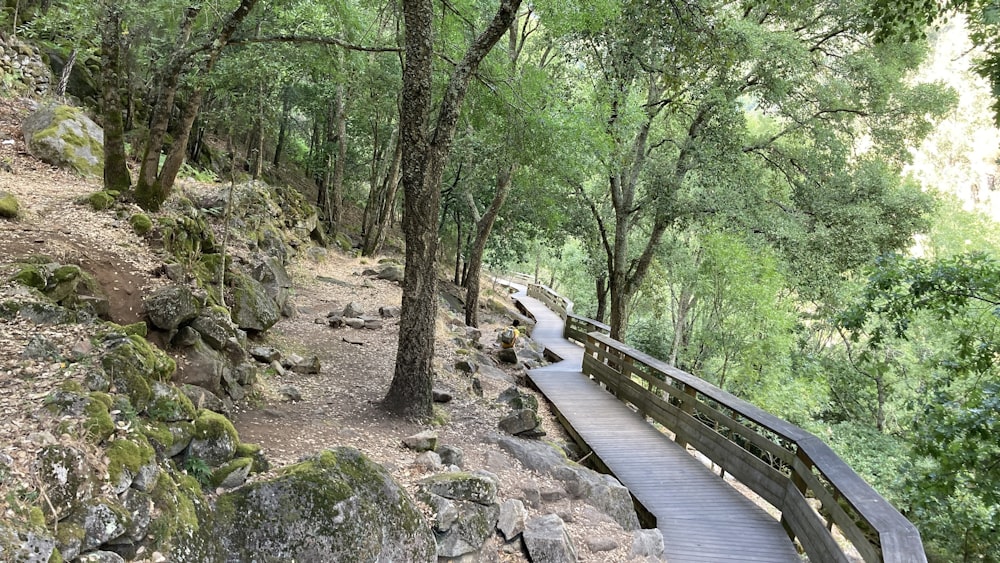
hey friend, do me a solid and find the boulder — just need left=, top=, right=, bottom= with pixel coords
left=186, top=410, right=239, bottom=467
left=0, top=521, right=56, bottom=563
left=249, top=256, right=293, bottom=315
left=414, top=451, right=443, bottom=471
left=34, top=445, right=92, bottom=521
left=144, top=285, right=200, bottom=332
left=379, top=306, right=401, bottom=318
left=77, top=551, right=125, bottom=563
left=67, top=499, right=129, bottom=552
left=377, top=264, right=404, bottom=283
left=492, top=435, right=640, bottom=531
left=419, top=472, right=501, bottom=559
left=230, top=273, right=280, bottom=332
left=278, top=385, right=302, bottom=402
left=172, top=339, right=226, bottom=396
left=210, top=448, right=435, bottom=562
left=249, top=346, right=280, bottom=363
left=631, top=529, right=665, bottom=559
left=497, top=499, right=527, bottom=541
left=342, top=301, right=365, bottom=318
left=99, top=334, right=175, bottom=412
left=21, top=104, right=104, bottom=176
left=499, top=409, right=542, bottom=436
left=432, top=389, right=453, bottom=403
left=523, top=514, right=577, bottom=563
left=187, top=308, right=243, bottom=352
left=498, top=347, right=519, bottom=364
left=403, top=430, right=438, bottom=453
left=148, top=381, right=196, bottom=423
left=436, top=444, right=464, bottom=468
left=454, top=359, right=477, bottom=374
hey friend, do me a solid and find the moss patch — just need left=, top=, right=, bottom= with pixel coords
left=0, top=191, right=19, bottom=219
left=129, top=213, right=153, bottom=236
left=107, top=436, right=155, bottom=484
left=100, top=335, right=176, bottom=411
left=85, top=190, right=118, bottom=211
left=82, top=395, right=114, bottom=443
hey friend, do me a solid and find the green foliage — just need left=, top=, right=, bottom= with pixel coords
left=183, top=456, right=212, bottom=487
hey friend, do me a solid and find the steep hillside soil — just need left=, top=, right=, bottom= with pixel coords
left=0, top=97, right=643, bottom=561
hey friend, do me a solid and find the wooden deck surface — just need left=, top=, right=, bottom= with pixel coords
left=506, top=282, right=800, bottom=562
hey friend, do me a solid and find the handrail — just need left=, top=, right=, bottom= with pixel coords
left=580, top=332, right=925, bottom=563
left=527, top=283, right=573, bottom=321
left=565, top=312, right=610, bottom=345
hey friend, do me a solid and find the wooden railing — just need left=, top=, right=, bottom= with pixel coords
left=581, top=332, right=925, bottom=562
left=565, top=312, right=610, bottom=344
left=527, top=283, right=573, bottom=321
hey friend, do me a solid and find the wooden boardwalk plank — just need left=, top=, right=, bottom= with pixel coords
left=504, top=282, right=800, bottom=562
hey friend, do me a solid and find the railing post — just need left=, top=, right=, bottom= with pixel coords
left=780, top=446, right=811, bottom=543
left=674, top=384, right=698, bottom=449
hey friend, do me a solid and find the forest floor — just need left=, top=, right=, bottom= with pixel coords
left=0, top=97, right=645, bottom=561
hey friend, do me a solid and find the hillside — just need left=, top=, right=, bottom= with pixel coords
left=0, top=97, right=661, bottom=562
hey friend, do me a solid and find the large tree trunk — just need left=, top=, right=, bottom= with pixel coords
left=595, top=273, right=608, bottom=323
left=384, top=0, right=522, bottom=419
left=464, top=164, right=516, bottom=327
left=99, top=4, right=130, bottom=193
left=273, top=85, right=292, bottom=167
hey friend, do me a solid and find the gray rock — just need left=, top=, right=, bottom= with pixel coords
left=21, top=334, right=60, bottom=360
left=279, top=385, right=303, bottom=402
left=471, top=377, right=484, bottom=397
left=344, top=317, right=365, bottom=329
left=454, top=359, right=477, bottom=374
left=249, top=346, right=280, bottom=363
left=249, top=256, right=293, bottom=313
left=149, top=381, right=195, bottom=423
left=187, top=411, right=238, bottom=467
left=499, top=409, right=541, bottom=436
left=73, top=500, right=128, bottom=552
left=364, top=318, right=383, bottom=330
left=173, top=339, right=226, bottom=396
left=120, top=489, right=153, bottom=542
left=432, top=389, right=453, bottom=403
left=414, top=451, right=443, bottom=471
left=144, top=285, right=199, bottom=331
left=403, top=430, right=438, bottom=452
left=586, top=537, right=619, bottom=553
left=211, top=448, right=435, bottom=562
left=34, top=445, right=90, bottom=521
left=523, top=514, right=577, bottom=563
left=77, top=551, right=125, bottom=563
left=379, top=306, right=401, bottom=318
left=21, top=104, right=104, bottom=176
left=164, top=421, right=195, bottom=458
left=436, top=444, right=464, bottom=468
left=327, top=315, right=344, bottom=328
left=518, top=347, right=545, bottom=362
left=478, top=364, right=515, bottom=383
left=497, top=499, right=527, bottom=541
left=179, top=384, right=226, bottom=413
left=631, top=529, right=665, bottom=558
left=230, top=273, right=280, bottom=332
left=172, top=326, right=201, bottom=347
left=269, top=360, right=286, bottom=376
left=131, top=461, right=160, bottom=492
left=498, top=347, right=519, bottom=364
left=289, top=355, right=321, bottom=374
left=188, top=309, right=243, bottom=352
left=424, top=493, right=460, bottom=532
left=434, top=501, right=499, bottom=558
left=541, top=484, right=568, bottom=502
left=418, top=471, right=499, bottom=506
left=342, top=301, right=365, bottom=318
left=377, top=265, right=404, bottom=283
left=491, top=436, right=640, bottom=531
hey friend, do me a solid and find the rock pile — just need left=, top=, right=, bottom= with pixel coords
left=0, top=33, right=50, bottom=95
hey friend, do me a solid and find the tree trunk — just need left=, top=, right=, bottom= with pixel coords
left=99, top=4, right=130, bottom=193
left=454, top=208, right=463, bottom=285
left=362, top=132, right=402, bottom=256
left=595, top=273, right=608, bottom=323
left=135, top=0, right=258, bottom=210
left=331, top=84, right=347, bottom=229
left=273, top=85, right=292, bottom=167
left=57, top=48, right=76, bottom=98
left=384, top=0, right=522, bottom=419
left=464, top=164, right=516, bottom=327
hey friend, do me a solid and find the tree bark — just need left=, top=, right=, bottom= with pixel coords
left=99, top=4, right=130, bottom=193
left=464, top=164, right=516, bottom=327
left=331, top=84, right=347, bottom=229
left=135, top=0, right=258, bottom=210
left=273, top=85, right=292, bottom=167
left=362, top=131, right=402, bottom=256
left=384, top=0, right=522, bottom=419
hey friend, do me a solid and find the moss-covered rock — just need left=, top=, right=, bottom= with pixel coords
left=34, top=445, right=93, bottom=522
left=143, top=284, right=200, bottom=332
left=11, top=263, right=47, bottom=290
left=107, top=437, right=156, bottom=491
left=147, top=381, right=197, bottom=423
left=85, top=190, right=117, bottom=211
left=235, top=442, right=270, bottom=474
left=99, top=334, right=175, bottom=412
left=21, top=104, right=104, bottom=177
left=229, top=272, right=279, bottom=333
left=147, top=470, right=213, bottom=560
left=82, top=393, right=115, bottom=442
left=0, top=191, right=20, bottom=219
left=210, top=457, right=253, bottom=489
left=129, top=213, right=153, bottom=236
left=207, top=448, right=435, bottom=562
left=187, top=409, right=239, bottom=467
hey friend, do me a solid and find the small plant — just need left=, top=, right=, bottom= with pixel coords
left=183, top=456, right=212, bottom=487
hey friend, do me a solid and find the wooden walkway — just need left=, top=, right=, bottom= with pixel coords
left=507, top=283, right=800, bottom=562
